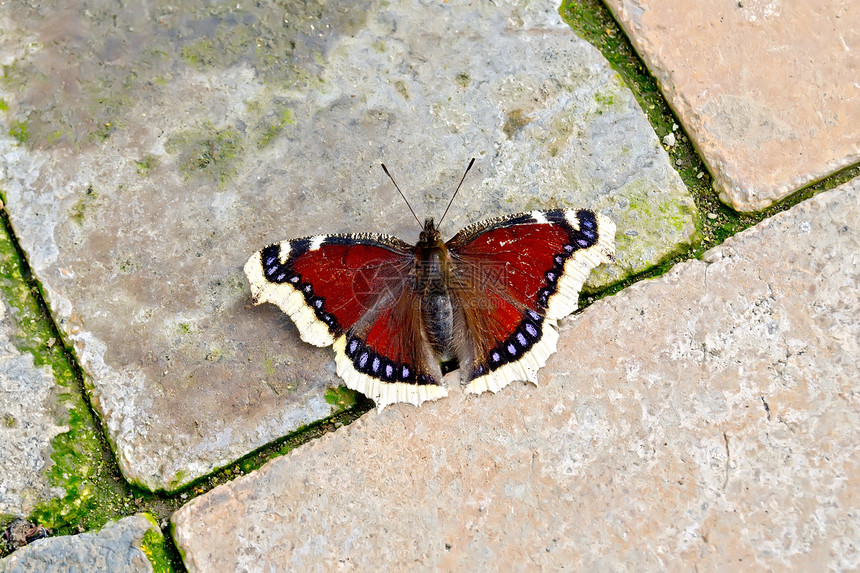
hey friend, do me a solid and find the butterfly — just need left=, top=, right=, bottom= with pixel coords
left=244, top=160, right=616, bottom=409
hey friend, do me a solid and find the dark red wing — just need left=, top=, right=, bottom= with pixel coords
left=336, top=284, right=447, bottom=408
left=246, top=234, right=413, bottom=347
left=244, top=233, right=447, bottom=408
left=446, top=209, right=616, bottom=393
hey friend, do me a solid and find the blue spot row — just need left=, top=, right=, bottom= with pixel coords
left=344, top=335, right=432, bottom=385
left=471, top=310, right=544, bottom=379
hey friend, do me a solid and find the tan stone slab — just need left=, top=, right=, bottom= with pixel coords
left=172, top=180, right=860, bottom=570
left=0, top=0, right=697, bottom=490
left=604, top=0, right=860, bottom=211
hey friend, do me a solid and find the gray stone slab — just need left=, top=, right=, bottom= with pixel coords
left=604, top=0, right=860, bottom=212
left=0, top=0, right=697, bottom=491
left=0, top=514, right=162, bottom=573
left=172, top=179, right=860, bottom=571
left=0, top=302, right=66, bottom=518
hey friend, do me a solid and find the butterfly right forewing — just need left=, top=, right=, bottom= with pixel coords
left=446, top=209, right=616, bottom=394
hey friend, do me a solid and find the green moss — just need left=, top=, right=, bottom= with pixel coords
left=118, top=256, right=134, bottom=273
left=135, top=155, right=159, bottom=176
left=325, top=386, right=360, bottom=410
left=166, top=470, right=189, bottom=493
left=502, top=109, right=530, bottom=139
left=257, top=108, right=295, bottom=149
left=140, top=514, right=172, bottom=573
left=262, top=356, right=276, bottom=379
left=70, top=186, right=98, bottom=226
left=47, top=129, right=70, bottom=144
left=455, top=73, right=471, bottom=88
left=394, top=80, right=409, bottom=100
left=9, top=119, right=28, bottom=144
left=1, top=60, right=27, bottom=92
left=594, top=90, right=615, bottom=108
left=80, top=73, right=132, bottom=144
left=92, top=121, right=114, bottom=141
left=180, top=38, right=213, bottom=66
left=713, top=219, right=743, bottom=243
left=166, top=124, right=243, bottom=186
left=0, top=98, right=8, bottom=112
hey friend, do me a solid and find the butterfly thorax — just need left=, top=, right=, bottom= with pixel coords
left=414, top=218, right=455, bottom=360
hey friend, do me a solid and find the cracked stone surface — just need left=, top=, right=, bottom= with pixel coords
left=0, top=514, right=161, bottom=573
left=0, top=299, right=66, bottom=517
left=604, top=0, right=860, bottom=211
left=0, top=0, right=697, bottom=491
left=172, top=178, right=860, bottom=571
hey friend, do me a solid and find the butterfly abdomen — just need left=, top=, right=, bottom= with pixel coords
left=424, top=292, right=454, bottom=360
left=414, top=243, right=456, bottom=361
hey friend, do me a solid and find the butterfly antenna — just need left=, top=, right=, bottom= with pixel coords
left=438, top=157, right=475, bottom=226
left=381, top=163, right=422, bottom=227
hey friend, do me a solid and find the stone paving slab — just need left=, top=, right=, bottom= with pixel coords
left=0, top=514, right=165, bottom=572
left=0, top=0, right=697, bottom=491
left=172, top=177, right=860, bottom=571
left=604, top=0, right=860, bottom=212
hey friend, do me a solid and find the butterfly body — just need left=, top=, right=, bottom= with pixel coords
left=413, top=218, right=457, bottom=362
left=245, top=208, right=615, bottom=409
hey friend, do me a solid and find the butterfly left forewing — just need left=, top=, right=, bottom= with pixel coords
left=245, top=234, right=413, bottom=347
left=446, top=209, right=615, bottom=394
left=245, top=233, right=447, bottom=409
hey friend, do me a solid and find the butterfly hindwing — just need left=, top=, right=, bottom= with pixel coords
left=244, top=233, right=446, bottom=408
left=446, top=209, right=616, bottom=394
left=334, top=284, right=448, bottom=408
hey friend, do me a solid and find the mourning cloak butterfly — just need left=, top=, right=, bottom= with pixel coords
left=245, top=161, right=615, bottom=408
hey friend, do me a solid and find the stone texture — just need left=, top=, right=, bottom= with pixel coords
left=0, top=514, right=162, bottom=573
left=0, top=299, right=66, bottom=517
left=172, top=178, right=860, bottom=571
left=0, top=0, right=697, bottom=490
left=604, top=0, right=860, bottom=212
